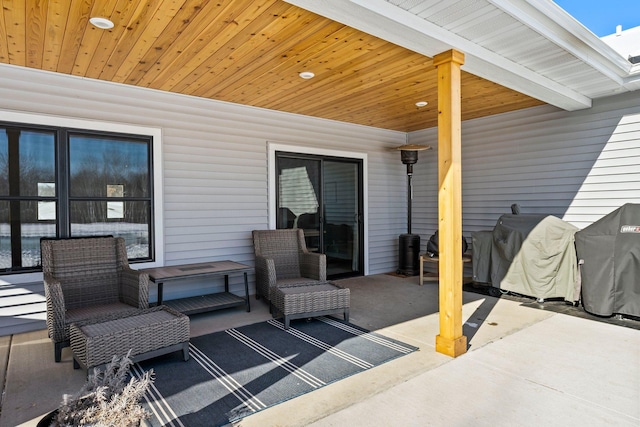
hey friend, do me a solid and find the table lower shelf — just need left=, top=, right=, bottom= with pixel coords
left=419, top=253, right=473, bottom=286
left=162, top=292, right=247, bottom=315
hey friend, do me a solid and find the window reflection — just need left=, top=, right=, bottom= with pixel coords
left=0, top=129, right=56, bottom=270
left=68, top=134, right=152, bottom=261
left=0, top=201, right=56, bottom=269
left=70, top=201, right=150, bottom=260
left=0, top=125, right=154, bottom=272
left=69, top=135, right=149, bottom=198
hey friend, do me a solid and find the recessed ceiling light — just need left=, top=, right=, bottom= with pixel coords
left=415, top=101, right=428, bottom=107
left=89, top=17, right=114, bottom=29
left=299, top=71, right=315, bottom=79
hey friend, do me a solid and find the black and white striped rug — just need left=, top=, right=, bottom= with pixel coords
left=134, top=316, right=418, bottom=427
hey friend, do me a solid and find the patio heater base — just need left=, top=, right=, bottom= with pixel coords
left=398, top=233, right=420, bottom=276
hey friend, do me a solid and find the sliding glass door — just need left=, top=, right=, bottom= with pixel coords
left=276, top=156, right=321, bottom=251
left=276, top=152, right=363, bottom=278
left=323, top=160, right=361, bottom=277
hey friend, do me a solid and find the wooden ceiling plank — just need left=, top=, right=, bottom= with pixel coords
left=313, top=73, right=439, bottom=121
left=463, top=99, right=543, bottom=120
left=218, top=24, right=364, bottom=104
left=272, top=75, right=425, bottom=120
left=41, top=0, right=71, bottom=72
left=0, top=0, right=9, bottom=63
left=136, top=0, right=257, bottom=88
left=330, top=109, right=428, bottom=133
left=374, top=114, right=434, bottom=132
left=273, top=51, right=435, bottom=115
left=26, top=0, right=49, bottom=69
left=282, top=29, right=394, bottom=77
left=194, top=9, right=337, bottom=99
left=57, top=0, right=93, bottom=74
left=302, top=84, right=434, bottom=126
left=184, top=5, right=312, bottom=98
left=200, top=19, right=345, bottom=99
left=154, top=0, right=283, bottom=92
left=466, top=92, right=544, bottom=110
left=111, top=0, right=189, bottom=83
left=97, top=0, right=167, bottom=81
left=344, top=104, right=435, bottom=132
left=461, top=78, right=540, bottom=103
left=376, top=101, right=440, bottom=131
left=231, top=26, right=393, bottom=106
left=71, top=0, right=122, bottom=76
left=393, top=115, right=438, bottom=132
left=123, top=0, right=212, bottom=85
left=340, top=106, right=430, bottom=132
left=280, top=58, right=433, bottom=113
left=3, top=0, right=26, bottom=65
left=362, top=88, right=439, bottom=117
left=85, top=0, right=155, bottom=79
left=263, top=69, right=438, bottom=130
left=168, top=1, right=294, bottom=95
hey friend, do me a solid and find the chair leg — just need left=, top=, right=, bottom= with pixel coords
left=54, top=342, right=63, bottom=363
left=284, top=316, right=290, bottom=330
left=182, top=343, right=190, bottom=361
left=344, top=308, right=349, bottom=323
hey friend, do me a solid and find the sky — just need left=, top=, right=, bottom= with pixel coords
left=553, top=0, right=640, bottom=37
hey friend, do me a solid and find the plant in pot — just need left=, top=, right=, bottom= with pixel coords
left=39, top=351, right=154, bottom=427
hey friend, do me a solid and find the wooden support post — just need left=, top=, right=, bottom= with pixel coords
left=433, top=49, right=467, bottom=358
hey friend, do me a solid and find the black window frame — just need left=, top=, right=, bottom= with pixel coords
left=0, top=121, right=155, bottom=274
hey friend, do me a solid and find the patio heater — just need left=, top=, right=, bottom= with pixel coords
left=395, top=143, right=431, bottom=276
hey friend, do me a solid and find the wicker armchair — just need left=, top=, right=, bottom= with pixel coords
left=41, top=236, right=149, bottom=362
left=252, top=229, right=326, bottom=303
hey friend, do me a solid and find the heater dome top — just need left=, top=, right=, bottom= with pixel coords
left=394, top=144, right=431, bottom=151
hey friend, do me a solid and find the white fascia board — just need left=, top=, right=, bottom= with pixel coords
left=492, top=0, right=631, bottom=81
left=623, top=69, right=640, bottom=91
left=285, top=0, right=591, bottom=110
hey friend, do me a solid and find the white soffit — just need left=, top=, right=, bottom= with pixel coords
left=285, top=0, right=639, bottom=111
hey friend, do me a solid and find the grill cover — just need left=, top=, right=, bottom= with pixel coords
left=471, top=230, right=493, bottom=283
left=472, top=214, right=579, bottom=301
left=575, top=203, right=640, bottom=317
left=492, top=214, right=579, bottom=301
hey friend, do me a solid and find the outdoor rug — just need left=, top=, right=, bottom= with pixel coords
left=133, top=316, right=418, bottom=426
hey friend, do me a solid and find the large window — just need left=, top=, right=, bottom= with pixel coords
left=0, top=123, right=154, bottom=273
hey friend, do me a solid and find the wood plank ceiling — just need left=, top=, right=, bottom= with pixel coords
left=0, top=0, right=544, bottom=132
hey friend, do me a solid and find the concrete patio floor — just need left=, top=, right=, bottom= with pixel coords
left=1, top=274, right=638, bottom=426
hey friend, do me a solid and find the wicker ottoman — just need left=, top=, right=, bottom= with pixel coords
left=70, top=306, right=190, bottom=372
left=272, top=282, right=350, bottom=329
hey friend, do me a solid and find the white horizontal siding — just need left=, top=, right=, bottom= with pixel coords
left=0, top=64, right=407, bottom=308
left=365, top=146, right=409, bottom=273
left=410, top=90, right=640, bottom=246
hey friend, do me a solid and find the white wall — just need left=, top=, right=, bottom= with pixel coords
left=0, top=64, right=407, bottom=301
left=3, top=63, right=637, bottom=302
left=410, top=90, right=640, bottom=245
